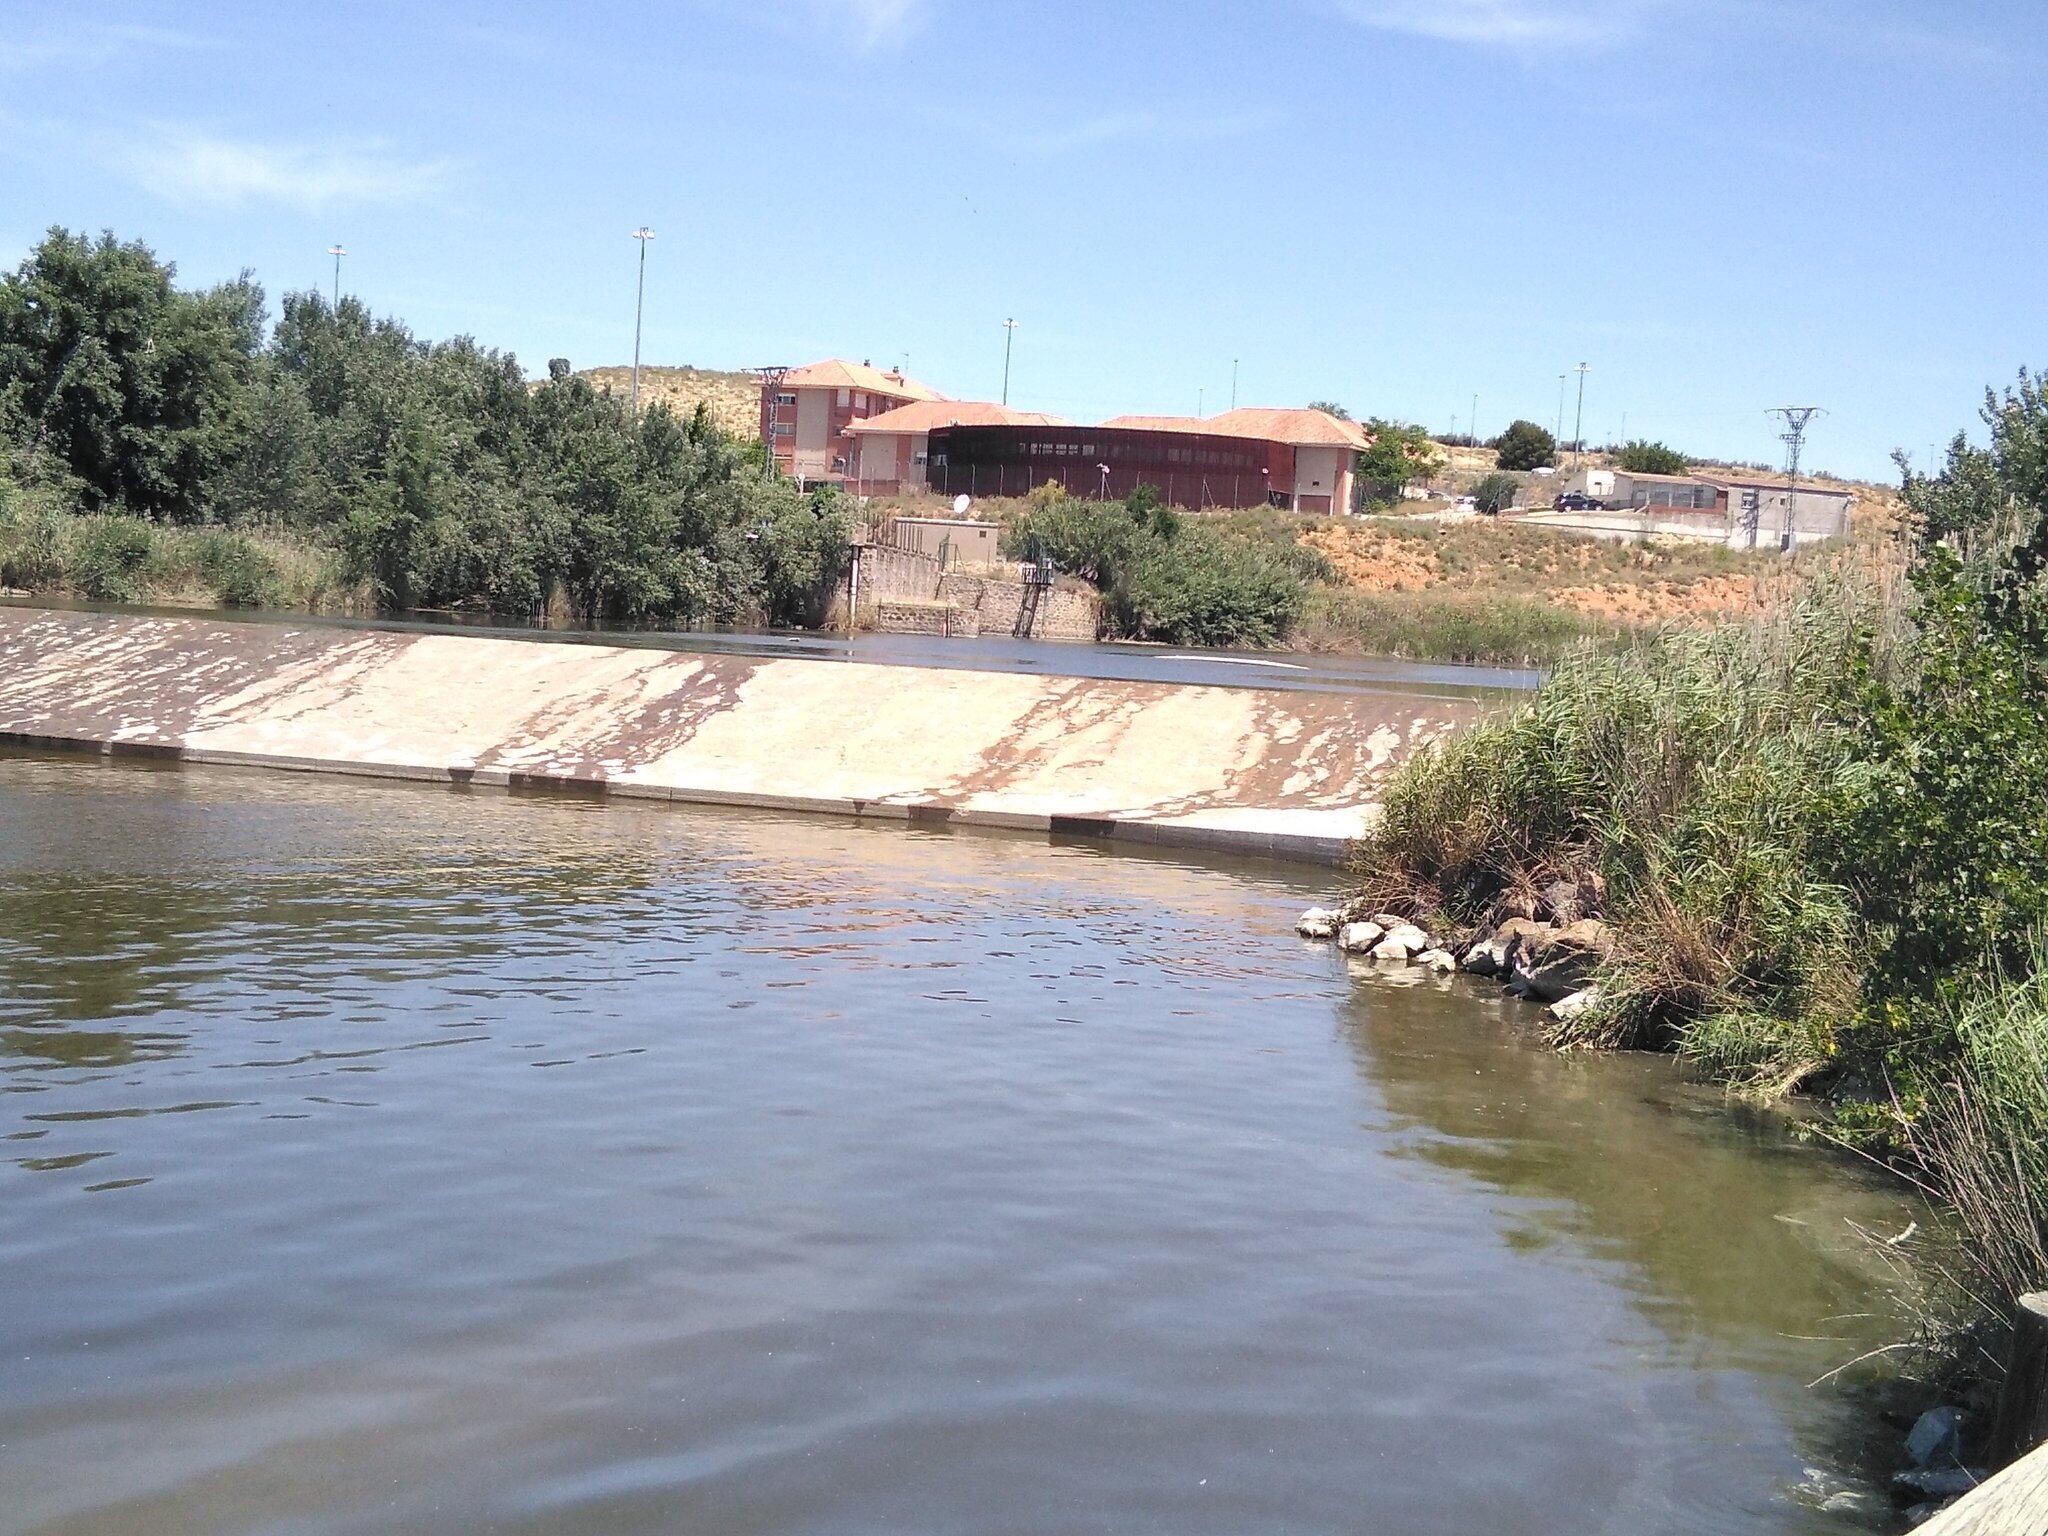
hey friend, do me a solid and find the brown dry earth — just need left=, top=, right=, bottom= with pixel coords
left=572, top=366, right=760, bottom=438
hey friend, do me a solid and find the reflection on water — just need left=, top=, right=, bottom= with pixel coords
left=0, top=748, right=1911, bottom=1535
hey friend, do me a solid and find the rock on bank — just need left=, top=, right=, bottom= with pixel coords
left=0, top=608, right=1477, bottom=864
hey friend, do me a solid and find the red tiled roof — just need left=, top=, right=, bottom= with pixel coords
left=845, top=399, right=1070, bottom=434
left=1098, top=408, right=1368, bottom=450
left=778, top=359, right=945, bottom=402
left=1205, top=407, right=1370, bottom=449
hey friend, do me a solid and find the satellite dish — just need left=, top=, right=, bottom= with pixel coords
left=952, top=493, right=971, bottom=516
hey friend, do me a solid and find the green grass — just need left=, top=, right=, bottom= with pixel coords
left=1295, top=586, right=1625, bottom=666
left=1350, top=560, right=1886, bottom=1089
left=0, top=492, right=361, bottom=611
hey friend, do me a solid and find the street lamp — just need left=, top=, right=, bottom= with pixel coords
left=1571, top=362, right=1591, bottom=468
left=327, top=244, right=345, bottom=308
left=630, top=227, right=655, bottom=409
left=1001, top=317, right=1018, bottom=405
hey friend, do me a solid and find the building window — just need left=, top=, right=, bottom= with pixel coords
left=855, top=392, right=868, bottom=409
left=774, top=392, right=796, bottom=406
left=837, top=388, right=850, bottom=407
left=771, top=422, right=794, bottom=437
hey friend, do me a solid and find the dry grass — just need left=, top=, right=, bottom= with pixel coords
left=574, top=365, right=760, bottom=439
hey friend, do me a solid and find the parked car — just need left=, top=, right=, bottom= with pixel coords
left=1553, top=491, right=1605, bottom=511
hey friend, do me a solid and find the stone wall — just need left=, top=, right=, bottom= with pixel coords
left=936, top=573, right=1099, bottom=642
left=872, top=599, right=979, bottom=638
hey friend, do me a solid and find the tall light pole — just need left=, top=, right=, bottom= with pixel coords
left=630, top=227, right=655, bottom=410
left=1230, top=358, right=1239, bottom=411
left=1571, top=363, right=1590, bottom=468
left=1555, top=372, right=1567, bottom=443
left=1001, top=318, right=1019, bottom=405
left=1470, top=393, right=1479, bottom=447
left=327, top=244, right=345, bottom=308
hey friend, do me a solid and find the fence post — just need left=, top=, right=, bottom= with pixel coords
left=1992, top=1293, right=2048, bottom=1469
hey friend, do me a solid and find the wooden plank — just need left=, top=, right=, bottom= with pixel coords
left=1915, top=1439, right=2048, bottom=1536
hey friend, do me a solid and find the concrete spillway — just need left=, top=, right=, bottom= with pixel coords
left=0, top=607, right=1482, bottom=864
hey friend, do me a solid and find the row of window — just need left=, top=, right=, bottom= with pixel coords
left=1010, top=442, right=1261, bottom=471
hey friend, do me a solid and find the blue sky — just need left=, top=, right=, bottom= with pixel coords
left=2, top=0, right=2042, bottom=479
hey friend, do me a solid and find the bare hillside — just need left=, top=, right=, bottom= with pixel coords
left=574, top=365, right=760, bottom=439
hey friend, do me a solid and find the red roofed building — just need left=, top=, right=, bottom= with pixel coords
left=844, top=400, right=1072, bottom=493
left=759, top=359, right=945, bottom=482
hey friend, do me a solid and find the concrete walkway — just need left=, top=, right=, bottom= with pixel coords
left=0, top=607, right=1483, bottom=864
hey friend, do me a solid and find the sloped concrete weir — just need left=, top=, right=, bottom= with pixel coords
left=0, top=607, right=1479, bottom=864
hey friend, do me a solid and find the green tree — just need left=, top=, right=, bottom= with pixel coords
left=1308, top=400, right=1353, bottom=421
left=1836, top=370, right=2048, bottom=999
left=1471, top=471, right=1519, bottom=513
left=1355, top=419, right=1445, bottom=510
left=1616, top=440, right=1690, bottom=475
left=1493, top=419, right=1557, bottom=472
left=0, top=227, right=263, bottom=522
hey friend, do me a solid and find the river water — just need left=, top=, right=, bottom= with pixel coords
left=0, top=749, right=1914, bottom=1534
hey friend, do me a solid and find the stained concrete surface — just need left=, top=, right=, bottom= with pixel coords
left=0, top=607, right=1482, bottom=863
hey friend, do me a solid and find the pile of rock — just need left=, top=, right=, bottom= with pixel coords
left=1295, top=874, right=1615, bottom=1020
left=1891, top=1405, right=1983, bottom=1524
left=1294, top=908, right=1459, bottom=974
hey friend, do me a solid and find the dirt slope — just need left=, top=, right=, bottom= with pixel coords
left=573, top=365, right=760, bottom=439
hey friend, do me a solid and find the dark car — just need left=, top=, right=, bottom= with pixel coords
left=1553, top=491, right=1606, bottom=511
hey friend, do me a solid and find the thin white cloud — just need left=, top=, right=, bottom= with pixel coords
left=1325, top=0, right=1665, bottom=48
left=829, top=0, right=931, bottom=49
left=113, top=128, right=456, bottom=214
left=1012, top=107, right=1281, bottom=156
left=0, top=21, right=212, bottom=72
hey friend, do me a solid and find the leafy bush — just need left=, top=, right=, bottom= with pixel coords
left=69, top=515, right=160, bottom=601
left=1616, top=440, right=1690, bottom=475
left=1494, top=420, right=1557, bottom=472
left=1006, top=490, right=1310, bottom=647
left=1355, top=419, right=1445, bottom=509
left=1471, top=472, right=1519, bottom=513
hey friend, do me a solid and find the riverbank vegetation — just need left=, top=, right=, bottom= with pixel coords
left=1348, top=371, right=2048, bottom=1448
left=0, top=475, right=354, bottom=609
left=0, top=228, right=849, bottom=626
left=1003, top=486, right=1326, bottom=648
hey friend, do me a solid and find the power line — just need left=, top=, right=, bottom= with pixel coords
left=1767, top=406, right=1824, bottom=552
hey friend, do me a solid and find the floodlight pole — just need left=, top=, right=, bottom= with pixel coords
left=1571, top=363, right=1590, bottom=468
left=630, top=227, right=655, bottom=409
left=327, top=245, right=345, bottom=307
left=1001, top=318, right=1019, bottom=405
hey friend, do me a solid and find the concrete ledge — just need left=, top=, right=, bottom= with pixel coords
left=0, top=607, right=1474, bottom=868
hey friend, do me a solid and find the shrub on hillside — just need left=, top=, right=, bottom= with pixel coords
left=1471, top=472, right=1520, bottom=514
left=1494, top=420, right=1557, bottom=472
left=1006, top=489, right=1310, bottom=647
left=1617, top=440, right=1690, bottom=475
